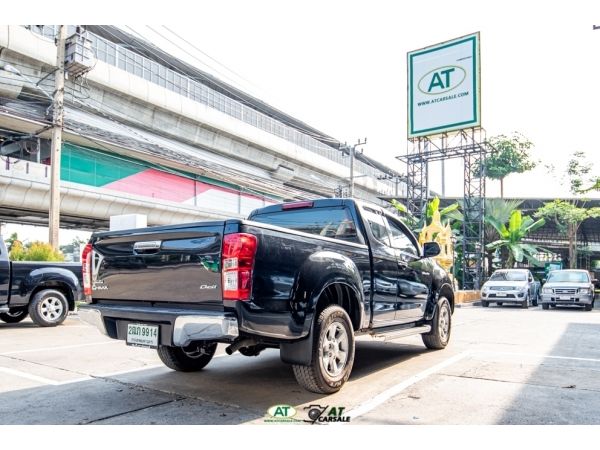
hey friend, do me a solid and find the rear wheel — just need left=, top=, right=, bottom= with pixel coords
left=157, top=341, right=217, bottom=372
left=0, top=308, right=29, bottom=323
left=28, top=289, right=69, bottom=327
left=422, top=297, right=452, bottom=350
left=542, top=303, right=550, bottom=310
left=292, top=305, right=355, bottom=394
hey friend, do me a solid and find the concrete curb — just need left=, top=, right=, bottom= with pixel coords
left=455, top=301, right=482, bottom=308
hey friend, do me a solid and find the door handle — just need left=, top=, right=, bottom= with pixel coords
left=133, top=240, right=161, bottom=254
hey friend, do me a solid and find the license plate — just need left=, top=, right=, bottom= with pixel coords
left=127, top=323, right=159, bottom=348
left=495, top=293, right=507, bottom=297
left=559, top=296, right=572, bottom=301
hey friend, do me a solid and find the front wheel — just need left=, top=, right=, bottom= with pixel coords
left=542, top=303, right=550, bottom=310
left=584, top=302, right=593, bottom=312
left=0, top=309, right=29, bottom=323
left=422, top=297, right=452, bottom=350
left=481, top=300, right=489, bottom=307
left=292, top=305, right=355, bottom=394
left=521, top=294, right=529, bottom=309
left=532, top=293, right=539, bottom=307
left=157, top=342, right=217, bottom=372
left=28, top=289, right=69, bottom=327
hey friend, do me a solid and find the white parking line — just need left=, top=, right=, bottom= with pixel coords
left=345, top=351, right=473, bottom=420
left=0, top=340, right=120, bottom=356
left=482, top=351, right=600, bottom=363
left=0, top=367, right=92, bottom=385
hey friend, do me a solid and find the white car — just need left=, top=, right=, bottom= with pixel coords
left=481, top=269, right=541, bottom=308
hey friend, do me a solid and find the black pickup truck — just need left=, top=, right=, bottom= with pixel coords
left=0, top=236, right=82, bottom=326
left=80, top=199, right=454, bottom=393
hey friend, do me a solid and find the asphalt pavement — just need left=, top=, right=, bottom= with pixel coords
left=1, top=302, right=599, bottom=425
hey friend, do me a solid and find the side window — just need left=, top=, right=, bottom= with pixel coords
left=386, top=217, right=419, bottom=257
left=362, top=210, right=390, bottom=246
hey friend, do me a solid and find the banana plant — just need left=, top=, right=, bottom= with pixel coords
left=390, top=197, right=460, bottom=234
left=485, top=209, right=546, bottom=268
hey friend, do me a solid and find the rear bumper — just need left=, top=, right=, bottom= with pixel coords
left=79, top=304, right=239, bottom=347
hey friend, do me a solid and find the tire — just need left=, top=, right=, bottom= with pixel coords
left=157, top=342, right=217, bottom=372
left=521, top=294, right=529, bottom=309
left=481, top=300, right=489, bottom=307
left=28, top=289, right=69, bottom=327
left=542, top=303, right=550, bottom=310
left=584, top=303, right=593, bottom=312
left=292, top=305, right=355, bottom=394
left=422, top=297, right=452, bottom=350
left=0, top=308, right=29, bottom=323
left=532, top=293, right=539, bottom=307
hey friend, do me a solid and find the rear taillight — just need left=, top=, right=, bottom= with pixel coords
left=222, top=233, right=258, bottom=301
left=81, top=243, right=93, bottom=301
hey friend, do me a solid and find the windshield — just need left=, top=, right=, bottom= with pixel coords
left=489, top=271, right=527, bottom=281
left=547, top=271, right=589, bottom=283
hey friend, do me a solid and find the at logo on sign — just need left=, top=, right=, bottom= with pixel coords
left=418, top=65, right=466, bottom=95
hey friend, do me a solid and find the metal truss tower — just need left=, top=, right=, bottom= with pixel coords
left=397, top=128, right=490, bottom=290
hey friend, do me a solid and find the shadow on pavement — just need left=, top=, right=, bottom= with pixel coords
left=0, top=339, right=429, bottom=424
left=499, top=321, right=600, bottom=424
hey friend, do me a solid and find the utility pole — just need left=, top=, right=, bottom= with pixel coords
left=348, top=138, right=367, bottom=198
left=49, top=26, right=67, bottom=249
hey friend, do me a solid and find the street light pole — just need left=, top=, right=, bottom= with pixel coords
left=49, top=25, right=66, bottom=250
left=348, top=138, right=367, bottom=198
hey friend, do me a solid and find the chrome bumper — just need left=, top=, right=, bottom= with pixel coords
left=78, top=304, right=239, bottom=347
left=0, top=305, right=9, bottom=313
left=541, top=294, right=593, bottom=305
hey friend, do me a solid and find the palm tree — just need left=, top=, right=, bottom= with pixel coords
left=486, top=209, right=546, bottom=268
left=484, top=199, right=522, bottom=274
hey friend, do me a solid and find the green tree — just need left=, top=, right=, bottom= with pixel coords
left=486, top=210, right=546, bottom=268
left=4, top=232, right=20, bottom=252
left=482, top=133, right=537, bottom=198
left=9, top=241, right=64, bottom=262
left=535, top=200, right=600, bottom=269
left=483, top=198, right=523, bottom=274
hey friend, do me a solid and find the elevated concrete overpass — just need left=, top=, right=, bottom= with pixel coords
left=0, top=25, right=404, bottom=231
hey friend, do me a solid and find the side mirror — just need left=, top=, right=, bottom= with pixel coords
left=422, top=242, right=441, bottom=258
left=542, top=278, right=547, bottom=283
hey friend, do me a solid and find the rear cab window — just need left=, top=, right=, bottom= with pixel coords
left=249, top=206, right=361, bottom=243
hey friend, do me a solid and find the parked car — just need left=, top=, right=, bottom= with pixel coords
left=480, top=269, right=540, bottom=308
left=541, top=269, right=596, bottom=311
left=79, top=198, right=455, bottom=394
left=0, top=236, right=83, bottom=326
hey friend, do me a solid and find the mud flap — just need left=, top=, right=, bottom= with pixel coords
left=279, top=321, right=314, bottom=366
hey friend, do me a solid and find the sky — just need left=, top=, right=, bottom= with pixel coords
left=123, top=1, right=600, bottom=200
left=4, top=1, right=600, bottom=244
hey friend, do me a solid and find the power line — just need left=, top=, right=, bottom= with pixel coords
left=161, top=25, right=260, bottom=94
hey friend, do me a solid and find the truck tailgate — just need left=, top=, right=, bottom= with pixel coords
left=91, top=224, right=224, bottom=307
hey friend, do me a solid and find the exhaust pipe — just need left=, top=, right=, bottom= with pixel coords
left=225, top=338, right=257, bottom=355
